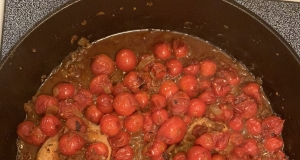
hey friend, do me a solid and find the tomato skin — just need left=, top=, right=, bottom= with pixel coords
left=220, top=68, right=240, bottom=85
left=30, top=126, right=47, bottom=146
left=229, top=116, right=243, bottom=132
left=85, top=142, right=109, bottom=160
left=124, top=113, right=144, bottom=133
left=199, top=79, right=212, bottom=92
left=150, top=94, right=167, bottom=112
left=72, top=89, right=93, bottom=110
left=169, top=91, right=190, bottom=115
left=213, top=132, right=230, bottom=151
left=53, top=83, right=75, bottom=100
left=188, top=98, right=206, bottom=118
left=89, top=74, right=113, bottom=95
left=65, top=116, right=87, bottom=133
left=159, top=80, right=179, bottom=99
left=212, top=78, right=231, bottom=97
left=166, top=58, right=183, bottom=77
left=179, top=75, right=199, bottom=97
left=199, top=90, right=216, bottom=105
left=242, top=139, right=259, bottom=157
left=40, top=114, right=61, bottom=137
left=35, top=95, right=59, bottom=115
left=153, top=42, right=172, bottom=60
left=100, top=114, right=121, bottom=137
left=264, top=137, right=283, bottom=152
left=173, top=152, right=187, bottom=160
left=229, top=132, right=244, bottom=146
left=151, top=109, right=169, bottom=125
left=183, top=64, right=199, bottom=76
left=114, top=145, right=134, bottom=160
left=58, top=132, right=86, bottom=156
left=108, top=131, right=131, bottom=148
left=151, top=63, right=167, bottom=80
left=91, top=54, right=115, bottom=76
left=123, top=71, right=144, bottom=93
left=233, top=147, right=245, bottom=158
left=96, top=93, right=114, bottom=114
left=195, top=133, right=215, bottom=151
left=85, top=105, right=103, bottom=124
left=211, top=154, right=226, bottom=160
left=172, top=39, right=188, bottom=58
left=234, top=100, right=257, bottom=119
left=246, top=118, right=262, bottom=136
left=116, top=49, right=137, bottom=72
left=134, top=91, right=149, bottom=108
left=58, top=101, right=80, bottom=119
left=156, top=116, right=187, bottom=145
left=243, top=82, right=261, bottom=103
left=146, top=140, right=167, bottom=157
left=199, top=59, right=217, bottom=77
left=261, top=116, right=284, bottom=138
left=17, top=121, right=34, bottom=144
left=187, top=146, right=211, bottom=160
left=112, top=83, right=130, bottom=97
left=113, top=92, right=138, bottom=116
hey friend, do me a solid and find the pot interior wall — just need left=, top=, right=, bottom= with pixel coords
left=0, top=0, right=299, bottom=159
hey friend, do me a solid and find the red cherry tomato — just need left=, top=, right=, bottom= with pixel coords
left=96, top=93, right=114, bottom=114
left=123, top=71, right=144, bottom=93
left=262, top=116, right=284, bottom=138
left=59, top=132, right=86, bottom=156
left=211, top=154, right=226, bottom=160
left=89, top=74, right=113, bottom=95
left=213, top=132, right=230, bottom=151
left=183, top=115, right=192, bottom=125
left=134, top=91, right=149, bottom=108
left=30, top=126, right=47, bottom=146
left=169, top=91, right=190, bottom=115
left=246, top=118, right=262, bottom=136
left=199, top=90, right=216, bottom=105
left=242, top=139, right=258, bottom=157
left=85, top=105, right=103, bottom=124
left=159, top=80, right=179, bottom=99
left=156, top=116, right=187, bottom=144
left=65, top=116, right=87, bottom=133
left=112, top=83, right=130, bottom=97
left=114, top=145, right=134, bottom=160
left=40, top=114, right=61, bottom=137
left=199, top=79, right=212, bottom=92
left=35, top=95, right=59, bottom=115
left=233, top=147, right=246, bottom=158
left=151, top=109, right=169, bottom=125
left=187, top=146, right=211, bottom=160
left=183, top=64, right=199, bottom=76
left=142, top=113, right=158, bottom=142
left=17, top=121, right=34, bottom=144
left=151, top=63, right=167, bottom=80
left=173, top=152, right=187, bottom=160
left=199, top=59, right=217, bottom=77
left=85, top=142, right=109, bottom=160
left=219, top=68, right=240, bottom=85
left=53, top=83, right=75, bottom=100
left=100, top=114, right=121, bottom=137
left=146, top=140, right=167, bottom=157
left=166, top=58, right=183, bottom=77
left=212, top=78, right=231, bottom=97
left=91, top=54, right=115, bottom=76
left=172, top=39, right=189, bottom=58
left=153, top=42, right=172, bottom=60
left=188, top=98, right=206, bottom=118
left=229, top=116, right=243, bottom=132
left=195, top=133, right=215, bottom=151
left=234, top=100, right=257, bottom=119
left=179, top=75, right=199, bottom=97
left=264, top=137, right=283, bottom=153
left=124, top=113, right=144, bottom=133
left=150, top=94, right=167, bottom=112
left=108, top=131, right=130, bottom=148
left=229, top=132, right=244, bottom=146
left=243, top=82, right=261, bottom=103
left=72, top=89, right=93, bottom=111
left=58, top=101, right=80, bottom=119
left=113, top=92, right=138, bottom=116
left=116, top=49, right=137, bottom=72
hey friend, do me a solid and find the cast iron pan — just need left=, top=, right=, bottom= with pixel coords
left=0, top=0, right=300, bottom=159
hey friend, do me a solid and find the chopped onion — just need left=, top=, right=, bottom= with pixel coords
left=210, top=105, right=222, bottom=115
left=137, top=55, right=155, bottom=71
left=103, top=86, right=111, bottom=94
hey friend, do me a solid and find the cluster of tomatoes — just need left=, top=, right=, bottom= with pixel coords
left=17, top=38, right=286, bottom=160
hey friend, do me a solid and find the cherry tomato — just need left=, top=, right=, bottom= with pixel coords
left=17, top=121, right=34, bottom=144
left=85, top=105, right=103, bottom=124
left=166, top=58, right=183, bottom=77
left=212, top=78, right=231, bottom=97
left=179, top=75, right=199, bottom=97
left=211, top=154, right=226, bottom=160
left=124, top=113, right=144, bottom=133
left=229, top=116, right=243, bottom=132
left=243, top=82, right=261, bottom=103
left=159, top=80, right=179, bottom=99
left=173, top=152, right=187, bottom=160
left=91, top=54, right=115, bottom=76
left=246, top=118, right=262, bottom=136
left=123, top=71, right=144, bottom=93
left=114, top=145, right=134, bottom=160
left=233, top=147, right=245, bottom=158
left=146, top=140, right=167, bottom=157
left=219, top=68, right=240, bottom=85
left=40, top=114, right=61, bottom=137
left=113, top=92, right=138, bottom=116
left=183, top=64, right=199, bottom=76
left=72, top=89, right=93, bottom=111
left=96, top=93, right=114, bottom=114
left=116, top=49, right=137, bottom=72
left=35, top=95, right=59, bottom=115
left=108, top=131, right=130, bottom=148
left=58, top=101, right=80, bottom=119
left=264, top=137, right=283, bottom=152
left=30, top=126, right=47, bottom=146
left=183, top=115, right=192, bottom=125
left=213, top=132, right=230, bottom=151
left=242, top=139, right=258, bottom=157
left=89, top=74, right=113, bottom=95
left=234, top=100, right=257, bottom=119
left=169, top=91, right=190, bottom=115
left=100, top=114, right=121, bottom=136
left=153, top=42, right=172, bottom=60
left=195, top=133, right=215, bottom=151
left=142, top=114, right=159, bottom=142
left=53, top=83, right=75, bottom=100
left=187, top=146, right=211, bottom=160
left=199, top=79, right=212, bottom=92
left=156, top=116, right=187, bottom=144
left=65, top=116, right=87, bottom=133
left=150, top=94, right=167, bottom=112
left=85, top=142, right=109, bottom=160
left=172, top=39, right=189, bottom=58
left=229, top=132, right=244, bottom=146
left=151, top=63, right=167, bottom=80
left=188, top=98, right=206, bottom=118
left=151, top=109, right=169, bottom=125
left=214, top=105, right=233, bottom=122
left=199, top=59, right=217, bottom=77
left=59, top=132, right=86, bottom=156
left=199, top=90, right=216, bottom=105
left=262, top=116, right=284, bottom=138
left=134, top=91, right=149, bottom=108
left=112, top=83, right=130, bottom=97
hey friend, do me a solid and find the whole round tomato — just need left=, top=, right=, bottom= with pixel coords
left=195, top=133, right=215, bottom=151
left=179, top=75, right=199, bottom=97
left=100, top=114, right=121, bottom=137
left=172, top=39, right=188, bottom=58
left=242, top=139, right=258, bottom=157
left=199, top=59, right=217, bottom=77
left=187, top=146, right=211, bottom=160
left=72, top=89, right=93, bottom=110
left=169, top=91, right=190, bottom=115
left=150, top=94, right=167, bottom=112
left=17, top=121, right=34, bottom=144
left=134, top=91, right=149, bottom=108
left=123, top=71, right=144, bottom=93
left=124, top=113, right=144, bottom=133
left=91, top=54, right=115, bottom=76
left=264, top=137, right=283, bottom=152
left=261, top=116, right=284, bottom=138
left=114, top=145, right=134, bottom=160
left=35, top=94, right=59, bottom=115
left=30, top=126, right=47, bottom=146
left=211, top=154, right=226, bottom=160
left=85, top=142, right=109, bottom=160
left=59, top=132, right=86, bottom=156
left=108, top=131, right=130, bottom=148
left=173, top=152, right=187, bottom=160
left=229, top=116, right=243, bottom=132
left=153, top=42, right=172, bottom=60
left=242, top=82, right=261, bottom=103
left=65, top=116, right=87, bottom=133
left=246, top=118, right=262, bottom=136
left=146, top=140, right=167, bottom=157
left=183, top=64, right=199, bottom=76
left=40, top=114, right=61, bottom=137
left=85, top=105, right=103, bottom=124
left=53, top=82, right=75, bottom=100
left=188, top=98, right=206, bottom=118
left=151, top=109, right=169, bottom=125
left=156, top=116, right=187, bottom=144
left=116, top=49, right=137, bottom=72
left=89, top=74, right=113, bottom=95
left=166, top=58, right=183, bottom=77
left=113, top=92, right=138, bottom=116
left=159, top=80, right=179, bottom=99
left=96, top=93, right=114, bottom=114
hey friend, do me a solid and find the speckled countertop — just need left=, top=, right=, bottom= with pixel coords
left=1, top=0, right=300, bottom=59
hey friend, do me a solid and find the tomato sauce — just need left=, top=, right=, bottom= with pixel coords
left=16, top=30, right=287, bottom=160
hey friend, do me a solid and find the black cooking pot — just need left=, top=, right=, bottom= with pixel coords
left=1, top=0, right=299, bottom=159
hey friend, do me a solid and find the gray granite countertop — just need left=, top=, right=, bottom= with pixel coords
left=1, top=0, right=300, bottom=60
